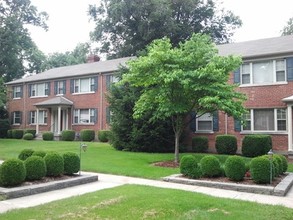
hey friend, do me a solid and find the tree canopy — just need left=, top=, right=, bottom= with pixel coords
left=88, top=0, right=242, bottom=58
left=281, top=17, right=293, bottom=36
left=122, top=34, right=246, bottom=162
left=0, top=0, right=48, bottom=82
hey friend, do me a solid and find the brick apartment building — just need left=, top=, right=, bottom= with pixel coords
left=5, top=35, right=293, bottom=156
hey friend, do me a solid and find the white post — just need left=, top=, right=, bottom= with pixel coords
left=57, top=106, right=61, bottom=135
left=36, top=108, right=39, bottom=135
left=287, top=105, right=293, bottom=152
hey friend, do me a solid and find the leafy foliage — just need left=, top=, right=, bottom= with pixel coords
left=97, top=130, right=110, bottom=142
left=63, top=152, right=80, bottom=175
left=12, top=129, right=24, bottom=139
left=279, top=154, right=288, bottom=173
left=224, top=156, right=246, bottom=181
left=215, top=135, right=237, bottom=155
left=24, top=129, right=36, bottom=138
left=32, top=151, right=47, bottom=158
left=61, top=130, right=75, bottom=141
left=24, top=156, right=46, bottom=180
left=281, top=17, right=293, bottom=36
left=250, top=156, right=271, bottom=184
left=200, top=155, right=222, bottom=177
left=0, top=158, right=26, bottom=186
left=192, top=136, right=208, bottom=153
left=18, top=149, right=34, bottom=160
left=23, top=133, right=34, bottom=140
left=0, top=119, right=10, bottom=138
left=44, top=152, right=64, bottom=177
left=42, top=131, right=54, bottom=141
left=242, top=135, right=272, bottom=157
left=80, top=129, right=95, bottom=142
left=180, top=155, right=201, bottom=179
left=89, top=0, right=242, bottom=58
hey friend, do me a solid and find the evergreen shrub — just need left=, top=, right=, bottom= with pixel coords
left=42, top=132, right=54, bottom=141
left=242, top=135, right=272, bottom=157
left=0, top=119, right=10, bottom=138
left=80, top=129, right=95, bottom=142
left=192, top=136, right=208, bottom=153
left=61, top=130, right=75, bottom=141
left=32, top=151, right=47, bottom=158
left=63, top=152, right=80, bottom=175
left=98, top=130, right=111, bottom=142
left=180, top=155, right=201, bottom=179
left=200, top=155, right=222, bottom=177
left=18, top=149, right=34, bottom=160
left=24, top=156, right=46, bottom=180
left=224, top=156, right=246, bottom=181
left=250, top=156, right=271, bottom=184
left=215, top=135, right=237, bottom=155
left=12, top=129, right=24, bottom=139
left=23, top=133, right=34, bottom=140
left=0, top=159, right=26, bottom=187
left=7, top=129, right=12, bottom=138
left=24, top=129, right=36, bottom=138
left=279, top=154, right=288, bottom=173
left=44, top=152, right=64, bottom=176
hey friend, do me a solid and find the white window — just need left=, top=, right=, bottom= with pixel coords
left=196, top=113, right=213, bottom=131
left=13, top=86, right=22, bottom=98
left=30, top=83, right=49, bottom=97
left=74, top=109, right=96, bottom=124
left=55, top=80, right=66, bottom=95
left=74, top=77, right=96, bottom=93
left=13, top=111, right=21, bottom=124
left=241, top=59, right=286, bottom=85
left=30, top=111, right=47, bottom=124
left=243, top=109, right=286, bottom=132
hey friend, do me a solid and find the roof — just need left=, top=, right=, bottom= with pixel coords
left=6, top=56, right=135, bottom=85
left=34, top=96, right=73, bottom=107
left=217, top=35, right=293, bottom=59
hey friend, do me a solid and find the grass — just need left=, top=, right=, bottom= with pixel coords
left=1, top=184, right=293, bottom=220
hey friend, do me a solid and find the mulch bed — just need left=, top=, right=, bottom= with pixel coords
left=20, top=174, right=79, bottom=187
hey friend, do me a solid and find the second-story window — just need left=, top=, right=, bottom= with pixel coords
left=13, top=85, right=23, bottom=99
left=29, top=82, right=50, bottom=97
left=54, top=80, right=66, bottom=95
left=71, top=77, right=97, bottom=94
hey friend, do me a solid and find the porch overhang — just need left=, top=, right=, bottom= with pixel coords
left=34, top=96, right=73, bottom=108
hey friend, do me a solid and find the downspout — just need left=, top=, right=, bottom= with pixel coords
left=23, top=82, right=26, bottom=129
left=99, top=73, right=103, bottom=130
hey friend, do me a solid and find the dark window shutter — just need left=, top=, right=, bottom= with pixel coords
left=54, top=81, right=57, bottom=95
left=94, top=108, right=98, bottom=123
left=63, top=80, right=66, bottom=94
left=106, top=75, right=111, bottom=90
left=28, top=84, right=32, bottom=97
left=11, top=112, right=13, bottom=124
left=20, top=86, right=23, bottom=98
left=190, top=111, right=196, bottom=132
left=212, top=111, right=219, bottom=131
left=19, top=111, right=22, bottom=124
left=234, top=68, right=240, bottom=84
left=106, top=107, right=110, bottom=124
left=70, top=79, right=74, bottom=93
left=94, top=76, right=98, bottom=91
left=234, top=118, right=241, bottom=132
left=46, top=82, right=51, bottom=95
left=286, top=57, right=293, bottom=81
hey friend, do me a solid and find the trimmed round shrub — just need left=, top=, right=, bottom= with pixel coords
left=12, top=129, right=24, bottom=139
left=98, top=130, right=111, bottom=142
left=80, top=129, right=95, bottom=142
left=274, top=155, right=283, bottom=176
left=44, top=152, right=64, bottom=177
left=23, top=133, right=34, bottom=140
left=0, top=159, right=26, bottom=187
left=215, top=135, right=237, bottom=155
left=200, top=155, right=222, bottom=177
left=61, top=130, right=75, bottom=141
left=24, top=129, right=36, bottom=138
left=24, top=156, right=46, bottom=181
left=7, top=129, right=13, bottom=138
left=242, top=135, right=272, bottom=157
left=180, top=155, right=202, bottom=179
left=192, top=136, right=208, bottom=153
left=224, top=156, right=246, bottom=181
left=63, top=152, right=80, bottom=175
left=42, top=131, right=54, bottom=141
left=279, top=154, right=288, bottom=173
left=262, top=155, right=279, bottom=177
left=250, top=156, right=271, bottom=184
left=32, top=151, right=47, bottom=158
left=18, top=149, right=35, bottom=161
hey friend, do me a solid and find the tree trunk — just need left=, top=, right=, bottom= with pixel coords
left=174, top=132, right=180, bottom=163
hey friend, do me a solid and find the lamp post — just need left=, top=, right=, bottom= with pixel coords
left=79, top=143, right=87, bottom=175
left=267, top=149, right=274, bottom=184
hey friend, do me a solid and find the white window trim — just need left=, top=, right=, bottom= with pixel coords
left=30, top=110, right=47, bottom=125
left=195, top=113, right=213, bottom=132
left=13, top=111, right=21, bottom=125
left=73, top=109, right=95, bottom=125
left=30, top=83, right=49, bottom=98
left=73, top=77, right=95, bottom=94
left=56, top=81, right=65, bottom=95
left=13, top=86, right=22, bottom=99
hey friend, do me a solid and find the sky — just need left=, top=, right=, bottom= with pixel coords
left=28, top=0, right=293, bottom=55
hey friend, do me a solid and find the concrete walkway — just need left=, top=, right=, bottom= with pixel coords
left=0, top=172, right=293, bottom=214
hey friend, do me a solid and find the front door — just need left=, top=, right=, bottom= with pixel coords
left=52, top=108, right=68, bottom=134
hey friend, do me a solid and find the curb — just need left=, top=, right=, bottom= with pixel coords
left=163, top=173, right=293, bottom=196
left=0, top=173, right=99, bottom=199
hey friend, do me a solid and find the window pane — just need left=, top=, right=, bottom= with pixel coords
left=277, top=120, right=286, bottom=131
left=242, top=74, right=250, bottom=84
left=276, top=71, right=285, bottom=82
left=243, top=112, right=251, bottom=130
left=254, top=109, right=274, bottom=130
left=38, top=111, right=44, bottom=124
left=242, top=63, right=250, bottom=74
left=80, top=78, right=89, bottom=93
left=253, top=61, right=273, bottom=84
left=80, top=109, right=89, bottom=123
left=198, top=121, right=212, bottom=130
left=276, top=60, right=285, bottom=71
left=277, top=109, right=286, bottom=119
left=37, top=84, right=45, bottom=96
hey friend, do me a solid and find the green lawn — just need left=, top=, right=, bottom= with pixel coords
left=1, top=184, right=293, bottom=220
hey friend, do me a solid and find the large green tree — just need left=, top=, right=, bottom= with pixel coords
left=281, top=17, right=293, bottom=36
left=88, top=0, right=242, bottom=58
left=0, top=0, right=48, bottom=82
left=123, top=34, right=246, bottom=163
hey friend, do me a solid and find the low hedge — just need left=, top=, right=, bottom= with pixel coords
left=12, top=129, right=24, bottom=139
left=24, top=156, right=46, bottom=181
left=98, top=130, right=111, bottom=142
left=7, top=129, right=13, bottom=138
left=44, top=152, right=64, bottom=177
left=42, top=131, right=54, bottom=141
left=32, top=151, right=47, bottom=158
left=0, top=159, right=26, bottom=187
left=23, top=133, right=34, bottom=140
left=242, top=135, right=272, bottom=157
left=180, top=155, right=202, bottom=179
left=0, top=119, right=10, bottom=138
left=250, top=156, right=271, bottom=184
left=61, top=130, right=75, bottom=141
left=215, top=135, right=237, bottom=155
left=63, top=152, right=80, bottom=175
left=80, top=129, right=95, bottom=142
left=18, top=149, right=34, bottom=161
left=192, top=136, right=208, bottom=153
left=200, top=155, right=222, bottom=177
left=224, top=156, right=246, bottom=181
left=24, top=129, right=36, bottom=138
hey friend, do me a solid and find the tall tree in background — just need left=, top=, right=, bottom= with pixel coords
left=281, top=17, right=293, bottom=35
left=123, top=34, right=246, bottom=162
left=0, top=0, right=48, bottom=82
left=89, top=0, right=242, bottom=58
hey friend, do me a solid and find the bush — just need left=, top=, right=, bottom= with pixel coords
left=215, top=135, right=237, bottom=155
left=274, top=155, right=283, bottom=176
left=180, top=155, right=201, bottom=179
left=279, top=154, right=288, bottom=173
left=0, top=159, right=26, bottom=187
left=0, top=119, right=10, bottom=138
left=7, top=129, right=12, bottom=138
left=18, top=149, right=34, bottom=161
left=24, top=129, right=36, bottom=138
left=224, top=156, right=246, bottom=181
left=242, top=135, right=272, bottom=157
left=80, top=129, right=95, bottom=142
left=192, top=136, right=208, bottom=153
left=61, top=130, right=75, bottom=141
left=44, top=152, right=64, bottom=176
left=42, top=131, right=54, bottom=141
left=23, top=133, right=34, bottom=140
left=250, top=156, right=271, bottom=184
left=63, top=152, right=80, bottom=175
left=98, top=130, right=111, bottom=142
left=12, top=129, right=24, bottom=139
left=200, top=155, right=222, bottom=177
left=24, top=156, right=46, bottom=181
left=32, top=151, right=47, bottom=158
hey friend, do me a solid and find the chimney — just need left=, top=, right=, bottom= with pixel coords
left=87, top=55, right=100, bottom=63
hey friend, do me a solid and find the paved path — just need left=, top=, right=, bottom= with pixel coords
left=0, top=172, right=293, bottom=214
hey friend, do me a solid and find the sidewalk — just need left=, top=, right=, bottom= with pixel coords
left=0, top=172, right=293, bottom=214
